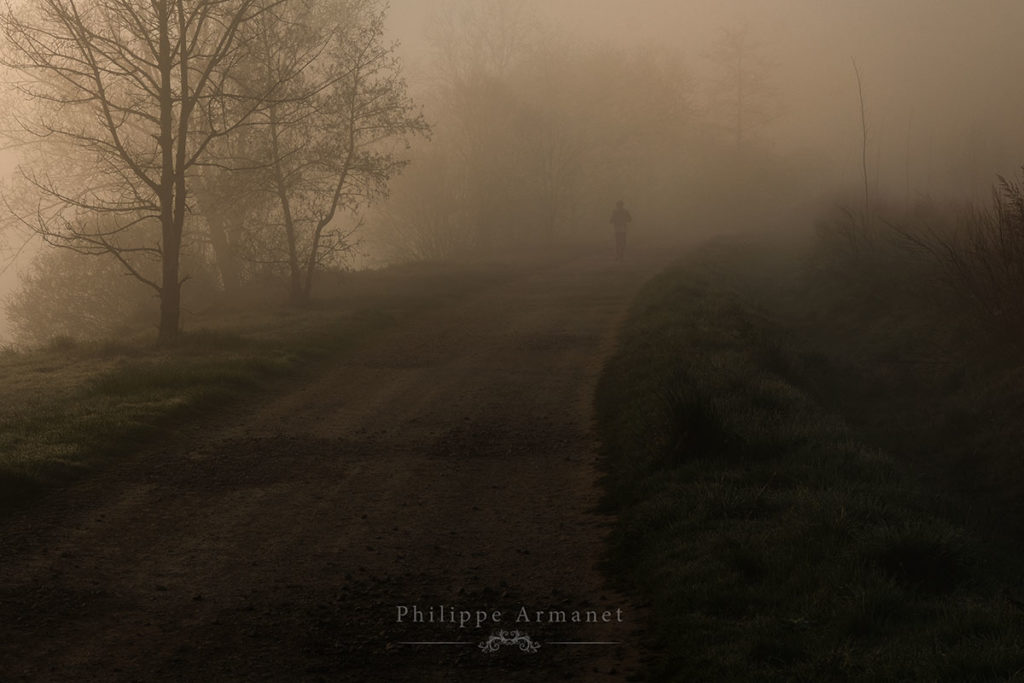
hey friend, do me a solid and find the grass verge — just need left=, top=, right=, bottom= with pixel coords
left=0, top=263, right=510, bottom=517
left=596, top=244, right=1024, bottom=680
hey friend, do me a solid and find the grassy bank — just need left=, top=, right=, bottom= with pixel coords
left=596, top=243, right=1024, bottom=680
left=0, top=263, right=509, bottom=517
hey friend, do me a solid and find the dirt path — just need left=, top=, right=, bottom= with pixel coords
left=1, top=250, right=662, bottom=681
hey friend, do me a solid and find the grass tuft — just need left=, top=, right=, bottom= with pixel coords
left=865, top=523, right=969, bottom=595
left=661, top=373, right=734, bottom=463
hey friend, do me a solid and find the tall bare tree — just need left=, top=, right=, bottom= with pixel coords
left=0, top=0, right=282, bottom=340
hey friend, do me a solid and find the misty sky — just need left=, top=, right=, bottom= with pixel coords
left=388, top=0, right=1024, bottom=192
left=2, top=0, right=1023, bottom=342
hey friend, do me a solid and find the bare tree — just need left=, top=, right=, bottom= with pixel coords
left=252, top=0, right=427, bottom=302
left=706, top=24, right=777, bottom=149
left=376, top=39, right=696, bottom=258
left=428, top=0, right=539, bottom=88
left=189, top=114, right=274, bottom=295
left=852, top=58, right=871, bottom=216
left=0, top=0, right=282, bottom=341
left=193, top=158, right=258, bottom=295
left=422, top=0, right=545, bottom=252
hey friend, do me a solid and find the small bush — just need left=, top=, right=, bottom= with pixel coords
left=46, top=335, right=77, bottom=352
left=5, top=242, right=221, bottom=347
left=5, top=247, right=157, bottom=346
left=928, top=170, right=1024, bottom=341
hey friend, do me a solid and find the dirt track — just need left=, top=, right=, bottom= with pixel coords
left=1, top=250, right=662, bottom=681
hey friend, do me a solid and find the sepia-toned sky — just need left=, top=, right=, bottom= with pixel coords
left=387, top=0, right=1024, bottom=192
left=2, top=1, right=1024, bottom=341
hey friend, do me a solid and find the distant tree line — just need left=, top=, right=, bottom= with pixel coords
left=0, top=0, right=803, bottom=345
left=371, top=2, right=796, bottom=262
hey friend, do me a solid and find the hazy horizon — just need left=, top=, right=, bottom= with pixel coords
left=388, top=0, right=1024, bottom=194
left=3, top=0, right=1024, bottom=343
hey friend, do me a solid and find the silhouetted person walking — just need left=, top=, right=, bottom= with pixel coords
left=610, top=200, right=632, bottom=262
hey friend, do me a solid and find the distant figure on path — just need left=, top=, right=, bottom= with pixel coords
left=610, top=200, right=632, bottom=262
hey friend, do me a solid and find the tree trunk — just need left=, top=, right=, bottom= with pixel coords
left=167, top=0, right=193, bottom=337
left=268, top=104, right=304, bottom=304
left=210, top=216, right=242, bottom=295
left=302, top=221, right=327, bottom=300
left=156, top=1, right=179, bottom=342
left=159, top=249, right=181, bottom=341
left=196, top=188, right=242, bottom=295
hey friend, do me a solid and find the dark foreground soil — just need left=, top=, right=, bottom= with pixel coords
left=0, top=250, right=664, bottom=682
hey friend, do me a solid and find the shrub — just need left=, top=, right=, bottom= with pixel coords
left=6, top=247, right=157, bottom=345
left=5, top=244, right=221, bottom=346
left=926, top=170, right=1024, bottom=341
left=814, top=167, right=1024, bottom=345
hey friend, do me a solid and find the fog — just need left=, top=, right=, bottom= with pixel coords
left=2, top=0, right=1023, bottom=343
left=385, top=0, right=1024, bottom=196
left=7, top=4, right=1024, bottom=676
left=369, top=0, right=1024, bottom=263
